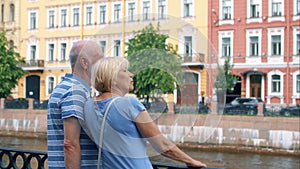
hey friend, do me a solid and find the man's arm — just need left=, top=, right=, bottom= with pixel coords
left=64, top=117, right=81, bottom=169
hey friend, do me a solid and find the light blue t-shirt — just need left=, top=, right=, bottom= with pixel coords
left=83, top=96, right=153, bottom=169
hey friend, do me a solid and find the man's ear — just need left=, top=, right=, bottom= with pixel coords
left=80, top=57, right=88, bottom=70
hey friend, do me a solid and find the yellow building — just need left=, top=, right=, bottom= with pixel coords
left=18, top=0, right=208, bottom=107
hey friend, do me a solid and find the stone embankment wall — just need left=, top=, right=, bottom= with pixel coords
left=154, top=114, right=300, bottom=154
left=0, top=108, right=299, bottom=154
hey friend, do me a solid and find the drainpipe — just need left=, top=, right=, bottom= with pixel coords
left=80, top=0, right=84, bottom=40
left=286, top=1, right=291, bottom=105
left=122, top=0, right=126, bottom=57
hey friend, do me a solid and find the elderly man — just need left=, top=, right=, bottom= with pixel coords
left=47, top=40, right=103, bottom=169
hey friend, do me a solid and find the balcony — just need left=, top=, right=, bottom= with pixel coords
left=20, top=60, right=45, bottom=71
left=3, top=21, right=16, bottom=31
left=180, top=53, right=205, bottom=67
left=0, top=22, right=4, bottom=29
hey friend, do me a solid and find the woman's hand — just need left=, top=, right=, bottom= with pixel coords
left=186, top=159, right=207, bottom=168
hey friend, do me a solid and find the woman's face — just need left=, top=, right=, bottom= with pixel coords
left=115, top=67, right=134, bottom=94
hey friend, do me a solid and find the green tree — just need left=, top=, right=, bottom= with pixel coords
left=0, top=31, right=27, bottom=98
left=214, top=56, right=237, bottom=91
left=214, top=56, right=237, bottom=103
left=126, top=23, right=182, bottom=101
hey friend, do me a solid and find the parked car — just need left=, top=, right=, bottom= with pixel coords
left=223, top=97, right=265, bottom=115
left=141, top=97, right=168, bottom=113
left=279, top=104, right=300, bottom=117
left=198, top=103, right=210, bottom=114
left=34, top=100, right=49, bottom=109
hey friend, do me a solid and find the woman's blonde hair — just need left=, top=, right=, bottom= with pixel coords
left=91, top=57, right=129, bottom=93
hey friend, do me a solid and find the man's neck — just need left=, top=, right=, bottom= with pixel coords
left=73, top=71, right=90, bottom=86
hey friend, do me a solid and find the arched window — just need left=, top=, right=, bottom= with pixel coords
left=1, top=4, right=4, bottom=22
left=10, top=4, right=14, bottom=21
left=9, top=40, right=14, bottom=49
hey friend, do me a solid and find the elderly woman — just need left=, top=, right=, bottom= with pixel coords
left=83, top=57, right=207, bottom=169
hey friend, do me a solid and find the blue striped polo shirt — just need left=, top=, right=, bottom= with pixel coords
left=47, top=73, right=98, bottom=169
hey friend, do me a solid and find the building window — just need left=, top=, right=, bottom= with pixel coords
left=61, top=9, right=67, bottom=27
left=86, top=6, right=93, bottom=25
left=30, top=12, right=37, bottom=29
left=184, top=0, right=193, bottom=17
left=250, top=36, right=259, bottom=56
left=184, top=36, right=192, bottom=57
left=30, top=45, right=36, bottom=60
left=48, top=77, right=54, bottom=94
left=114, top=40, right=121, bottom=57
left=73, top=8, right=80, bottom=26
left=60, top=76, right=65, bottom=82
left=48, top=10, right=55, bottom=28
left=99, top=5, right=106, bottom=24
left=114, top=4, right=121, bottom=22
left=297, top=34, right=300, bottom=55
left=143, top=1, right=150, bottom=20
left=158, top=0, right=166, bottom=19
left=271, top=75, right=281, bottom=93
left=48, top=44, right=54, bottom=61
left=297, top=74, right=300, bottom=93
left=272, top=0, right=282, bottom=16
left=9, top=40, right=14, bottom=49
left=128, top=2, right=135, bottom=21
left=60, top=43, right=66, bottom=61
left=10, top=4, right=14, bottom=21
left=1, top=4, right=4, bottom=22
left=250, top=0, right=260, bottom=18
left=222, top=38, right=231, bottom=57
left=297, top=0, right=300, bottom=15
left=271, top=35, right=281, bottom=55
left=222, top=0, right=232, bottom=20
left=99, top=41, right=106, bottom=55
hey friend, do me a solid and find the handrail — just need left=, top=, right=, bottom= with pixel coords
left=0, top=147, right=218, bottom=169
left=0, top=147, right=47, bottom=169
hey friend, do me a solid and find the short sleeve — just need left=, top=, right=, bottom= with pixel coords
left=112, top=96, right=146, bottom=121
left=61, top=85, right=89, bottom=120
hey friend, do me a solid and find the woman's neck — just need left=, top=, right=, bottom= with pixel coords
left=95, top=91, right=125, bottom=101
left=95, top=92, right=113, bottom=101
left=95, top=88, right=127, bottom=101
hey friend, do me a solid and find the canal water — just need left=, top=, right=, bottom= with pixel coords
left=0, top=136, right=299, bottom=169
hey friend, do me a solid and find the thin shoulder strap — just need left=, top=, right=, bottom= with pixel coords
left=97, top=96, right=119, bottom=169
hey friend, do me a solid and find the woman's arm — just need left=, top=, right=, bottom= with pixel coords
left=136, top=110, right=207, bottom=168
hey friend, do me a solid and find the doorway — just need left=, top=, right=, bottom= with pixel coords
left=26, top=75, right=40, bottom=100
left=177, top=72, right=198, bottom=106
left=250, top=75, right=262, bottom=98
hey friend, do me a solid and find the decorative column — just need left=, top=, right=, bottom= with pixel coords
left=0, top=98, right=5, bottom=109
left=257, top=102, right=264, bottom=117
left=167, top=94, right=175, bottom=114
left=28, top=98, right=34, bottom=110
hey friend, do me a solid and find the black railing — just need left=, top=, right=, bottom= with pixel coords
left=0, top=147, right=217, bottom=169
left=19, top=60, right=45, bottom=68
left=0, top=147, right=47, bottom=169
left=180, top=53, right=205, bottom=63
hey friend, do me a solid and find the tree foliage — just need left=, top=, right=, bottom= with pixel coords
left=214, top=56, right=237, bottom=92
left=126, top=23, right=182, bottom=100
left=0, top=32, right=27, bottom=98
